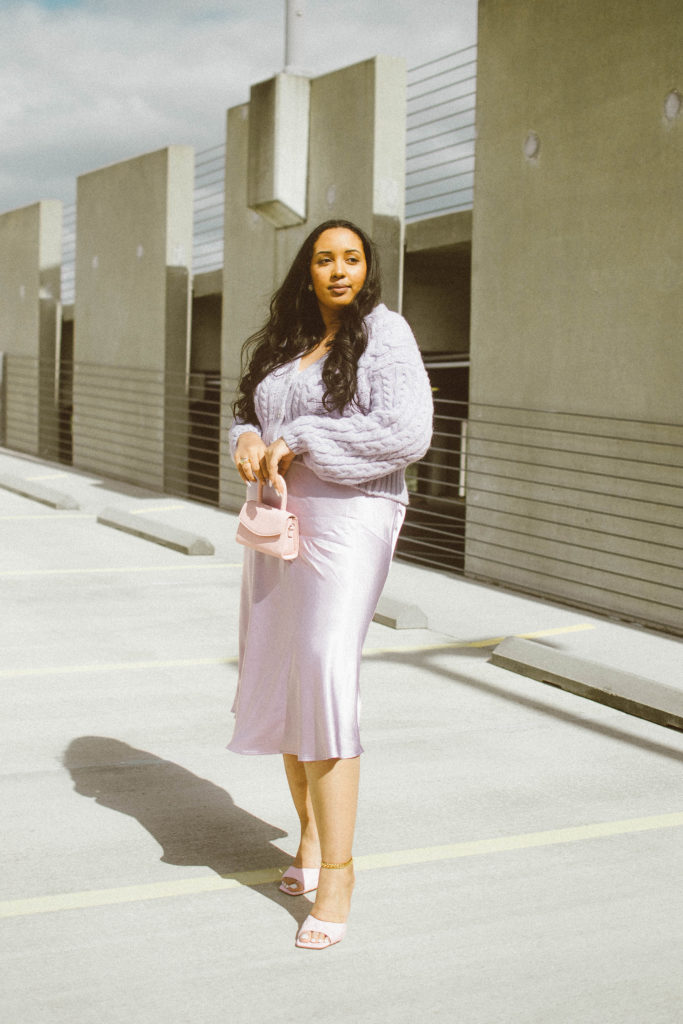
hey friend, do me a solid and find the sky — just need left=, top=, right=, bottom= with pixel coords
left=1, top=0, right=478, bottom=214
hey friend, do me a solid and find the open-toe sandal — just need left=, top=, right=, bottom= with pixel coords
left=295, top=914, right=346, bottom=949
left=279, top=866, right=320, bottom=896
left=294, top=856, right=352, bottom=947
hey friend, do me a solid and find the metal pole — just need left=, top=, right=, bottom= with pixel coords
left=284, top=0, right=305, bottom=74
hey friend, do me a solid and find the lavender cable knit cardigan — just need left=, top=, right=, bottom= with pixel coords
left=229, top=303, right=434, bottom=504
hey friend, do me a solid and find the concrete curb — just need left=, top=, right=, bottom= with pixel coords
left=373, top=596, right=428, bottom=630
left=0, top=474, right=79, bottom=510
left=491, top=636, right=683, bottom=731
left=96, top=507, right=215, bottom=556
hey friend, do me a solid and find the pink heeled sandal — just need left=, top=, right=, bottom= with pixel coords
left=279, top=866, right=320, bottom=896
left=294, top=856, right=352, bottom=949
left=295, top=914, right=347, bottom=949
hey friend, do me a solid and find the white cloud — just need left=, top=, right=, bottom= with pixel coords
left=0, top=0, right=477, bottom=212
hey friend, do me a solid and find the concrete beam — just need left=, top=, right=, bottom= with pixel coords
left=192, top=269, right=223, bottom=298
left=96, top=507, right=214, bottom=555
left=405, top=211, right=472, bottom=253
left=373, top=596, right=428, bottom=630
left=247, top=73, right=310, bottom=227
left=0, top=474, right=79, bottom=510
left=491, top=636, right=683, bottom=731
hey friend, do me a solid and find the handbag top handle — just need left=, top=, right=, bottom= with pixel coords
left=257, top=479, right=288, bottom=510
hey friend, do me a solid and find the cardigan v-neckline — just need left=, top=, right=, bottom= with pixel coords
left=296, top=350, right=328, bottom=374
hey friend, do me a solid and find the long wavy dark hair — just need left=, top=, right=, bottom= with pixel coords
left=232, top=219, right=382, bottom=425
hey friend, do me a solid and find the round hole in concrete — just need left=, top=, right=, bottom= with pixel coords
left=523, top=131, right=540, bottom=160
left=664, top=90, right=681, bottom=121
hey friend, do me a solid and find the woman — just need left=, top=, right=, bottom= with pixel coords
left=229, top=219, right=433, bottom=949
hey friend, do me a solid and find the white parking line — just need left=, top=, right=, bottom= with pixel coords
left=0, top=513, right=93, bottom=521
left=0, top=562, right=240, bottom=577
left=25, top=473, right=69, bottom=481
left=128, top=506, right=186, bottom=515
left=0, top=624, right=595, bottom=679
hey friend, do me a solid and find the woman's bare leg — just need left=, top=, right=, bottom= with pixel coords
left=281, top=753, right=321, bottom=892
left=300, top=756, right=359, bottom=941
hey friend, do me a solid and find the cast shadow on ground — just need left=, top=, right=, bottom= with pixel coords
left=62, top=736, right=310, bottom=926
left=365, top=646, right=683, bottom=765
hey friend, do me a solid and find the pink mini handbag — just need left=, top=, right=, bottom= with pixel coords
left=236, top=480, right=299, bottom=560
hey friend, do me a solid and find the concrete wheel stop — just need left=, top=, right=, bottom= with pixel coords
left=373, top=596, right=428, bottom=630
left=491, top=636, right=683, bottom=731
left=97, top=507, right=215, bottom=555
left=0, top=474, right=80, bottom=510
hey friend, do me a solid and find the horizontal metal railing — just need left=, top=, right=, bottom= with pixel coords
left=0, top=353, right=467, bottom=553
left=395, top=396, right=467, bottom=571
left=193, top=144, right=225, bottom=275
left=0, top=356, right=222, bottom=502
left=405, top=45, right=477, bottom=223
left=61, top=202, right=76, bottom=306
left=463, top=404, right=683, bottom=635
left=2, top=354, right=681, bottom=633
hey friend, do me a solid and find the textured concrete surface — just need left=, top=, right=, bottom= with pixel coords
left=2, top=446, right=682, bottom=1024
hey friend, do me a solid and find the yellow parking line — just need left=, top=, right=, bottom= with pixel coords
left=0, top=624, right=595, bottom=679
left=365, top=622, right=595, bottom=657
left=355, top=811, right=683, bottom=867
left=2, top=810, right=681, bottom=920
left=0, top=562, right=240, bottom=578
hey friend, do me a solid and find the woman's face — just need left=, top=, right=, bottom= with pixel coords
left=309, top=227, right=368, bottom=321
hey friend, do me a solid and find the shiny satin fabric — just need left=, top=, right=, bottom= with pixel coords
left=228, top=460, right=405, bottom=761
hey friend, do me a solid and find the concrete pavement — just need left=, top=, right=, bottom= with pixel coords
left=1, top=446, right=682, bottom=1024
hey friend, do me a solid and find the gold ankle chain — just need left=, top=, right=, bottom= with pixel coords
left=320, top=856, right=353, bottom=870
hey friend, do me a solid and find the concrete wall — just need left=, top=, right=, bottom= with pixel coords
left=0, top=200, right=62, bottom=457
left=73, top=147, right=193, bottom=491
left=466, top=0, right=683, bottom=632
left=220, top=56, right=406, bottom=510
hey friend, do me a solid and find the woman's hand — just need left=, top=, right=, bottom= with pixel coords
left=234, top=432, right=267, bottom=484
left=260, top=437, right=295, bottom=493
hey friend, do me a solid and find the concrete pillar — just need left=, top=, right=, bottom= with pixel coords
left=73, top=147, right=193, bottom=491
left=466, top=0, right=683, bottom=632
left=220, top=55, right=406, bottom=510
left=0, top=200, right=62, bottom=457
left=219, top=103, right=278, bottom=511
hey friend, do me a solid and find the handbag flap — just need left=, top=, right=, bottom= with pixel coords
left=238, top=500, right=290, bottom=537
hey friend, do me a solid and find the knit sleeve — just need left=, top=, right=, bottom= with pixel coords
left=229, top=419, right=262, bottom=458
left=280, top=313, right=433, bottom=486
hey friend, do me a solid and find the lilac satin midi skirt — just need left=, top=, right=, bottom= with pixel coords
left=228, top=460, right=405, bottom=761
